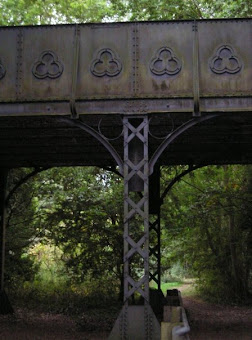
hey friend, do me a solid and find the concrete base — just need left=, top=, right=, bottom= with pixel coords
left=108, top=305, right=161, bottom=340
left=161, top=322, right=183, bottom=340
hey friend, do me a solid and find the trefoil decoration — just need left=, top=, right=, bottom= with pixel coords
left=32, top=51, right=64, bottom=79
left=150, top=47, right=182, bottom=76
left=91, top=48, right=122, bottom=77
left=210, top=45, right=242, bottom=74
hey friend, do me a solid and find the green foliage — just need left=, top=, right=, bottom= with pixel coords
left=0, top=0, right=251, bottom=26
left=8, top=242, right=119, bottom=313
left=162, top=262, right=191, bottom=282
left=108, top=0, right=252, bottom=21
left=5, top=168, right=43, bottom=286
left=0, top=0, right=115, bottom=25
left=10, top=278, right=119, bottom=314
left=31, top=167, right=124, bottom=297
left=161, top=165, right=252, bottom=303
left=2, top=0, right=252, bottom=308
left=29, top=243, right=69, bottom=287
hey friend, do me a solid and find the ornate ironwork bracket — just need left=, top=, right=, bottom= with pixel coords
left=58, top=117, right=123, bottom=175
left=149, top=113, right=219, bottom=175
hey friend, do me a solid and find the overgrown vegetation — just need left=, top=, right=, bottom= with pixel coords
left=1, top=0, right=252, bottom=311
left=161, top=165, right=252, bottom=303
left=5, top=165, right=252, bottom=308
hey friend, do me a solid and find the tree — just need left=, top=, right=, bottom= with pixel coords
left=4, top=168, right=46, bottom=287
left=0, top=0, right=115, bottom=25
left=0, top=0, right=251, bottom=26
left=32, top=167, right=125, bottom=299
left=110, top=0, right=251, bottom=21
left=1, top=0, right=251, bottom=307
left=161, top=165, right=252, bottom=302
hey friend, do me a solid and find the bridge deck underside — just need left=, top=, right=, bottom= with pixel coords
left=0, top=112, right=252, bottom=169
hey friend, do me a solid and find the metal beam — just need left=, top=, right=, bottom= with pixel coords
left=123, top=116, right=149, bottom=303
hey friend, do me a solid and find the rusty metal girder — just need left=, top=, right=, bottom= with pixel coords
left=0, top=19, right=251, bottom=118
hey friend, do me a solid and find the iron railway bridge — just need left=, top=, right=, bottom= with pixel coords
left=0, top=18, right=251, bottom=339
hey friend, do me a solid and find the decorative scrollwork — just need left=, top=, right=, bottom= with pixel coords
left=32, top=51, right=63, bottom=79
left=210, top=45, right=242, bottom=74
left=0, top=59, right=6, bottom=80
left=90, top=48, right=122, bottom=77
left=149, top=114, right=174, bottom=140
left=98, top=116, right=123, bottom=141
left=150, top=47, right=182, bottom=76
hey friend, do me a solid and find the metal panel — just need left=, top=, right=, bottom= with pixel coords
left=76, top=24, right=133, bottom=99
left=0, top=28, right=18, bottom=102
left=20, top=26, right=75, bottom=101
left=0, top=19, right=251, bottom=113
left=137, top=22, right=193, bottom=98
left=198, top=19, right=252, bottom=96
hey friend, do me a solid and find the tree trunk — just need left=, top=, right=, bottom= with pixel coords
left=229, top=212, right=246, bottom=300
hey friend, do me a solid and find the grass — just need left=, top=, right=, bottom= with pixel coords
left=151, top=279, right=197, bottom=298
left=161, top=281, right=183, bottom=293
left=150, top=281, right=183, bottom=292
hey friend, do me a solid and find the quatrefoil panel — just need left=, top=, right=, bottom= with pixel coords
left=90, top=48, right=122, bottom=77
left=210, top=45, right=242, bottom=74
left=150, top=47, right=182, bottom=76
left=0, top=59, right=6, bottom=80
left=32, top=51, right=64, bottom=79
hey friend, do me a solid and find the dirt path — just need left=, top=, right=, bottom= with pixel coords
left=0, top=308, right=110, bottom=340
left=183, top=296, right=252, bottom=340
left=0, top=297, right=251, bottom=339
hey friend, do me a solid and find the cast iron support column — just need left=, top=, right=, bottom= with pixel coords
left=149, top=211, right=161, bottom=290
left=149, top=167, right=163, bottom=317
left=0, top=169, right=13, bottom=314
left=109, top=116, right=160, bottom=339
left=123, top=116, right=149, bottom=304
left=149, top=167, right=162, bottom=292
